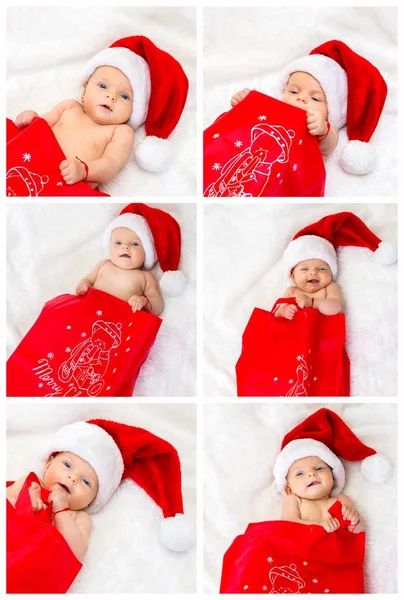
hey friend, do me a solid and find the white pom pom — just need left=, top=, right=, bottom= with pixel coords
left=361, top=453, right=392, bottom=484
left=340, top=140, right=376, bottom=175
left=374, top=241, right=397, bottom=265
left=135, top=136, right=172, bottom=172
left=160, top=270, right=186, bottom=296
left=160, top=513, right=194, bottom=552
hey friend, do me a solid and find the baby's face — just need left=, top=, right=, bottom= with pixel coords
left=282, top=71, right=328, bottom=121
left=43, top=451, right=98, bottom=510
left=291, top=258, right=332, bottom=293
left=82, top=66, right=133, bottom=125
left=109, top=226, right=145, bottom=270
left=286, top=456, right=333, bottom=500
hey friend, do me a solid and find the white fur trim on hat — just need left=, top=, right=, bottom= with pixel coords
left=80, top=47, right=151, bottom=130
left=273, top=438, right=345, bottom=497
left=278, top=54, right=348, bottom=130
left=160, top=513, right=194, bottom=552
left=283, top=234, right=337, bottom=281
left=42, top=421, right=124, bottom=514
left=135, top=136, right=172, bottom=172
left=103, top=214, right=157, bottom=270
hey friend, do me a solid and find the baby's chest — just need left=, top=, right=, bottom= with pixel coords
left=99, top=266, right=145, bottom=291
left=300, top=498, right=335, bottom=521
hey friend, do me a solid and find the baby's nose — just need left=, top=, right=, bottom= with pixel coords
left=68, top=472, right=78, bottom=483
left=106, top=90, right=117, bottom=101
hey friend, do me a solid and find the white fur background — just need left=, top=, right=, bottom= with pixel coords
left=203, top=402, right=397, bottom=593
left=6, top=6, right=196, bottom=196
left=7, top=202, right=196, bottom=397
left=7, top=402, right=196, bottom=593
left=204, top=6, right=397, bottom=196
left=203, top=203, right=397, bottom=396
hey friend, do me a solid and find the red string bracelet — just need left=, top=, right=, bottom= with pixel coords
left=351, top=518, right=361, bottom=532
left=75, top=156, right=89, bottom=181
left=318, top=120, right=331, bottom=142
left=142, top=294, right=152, bottom=311
left=53, top=507, right=70, bottom=516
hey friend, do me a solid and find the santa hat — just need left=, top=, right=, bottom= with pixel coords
left=42, top=419, right=193, bottom=552
left=283, top=211, right=397, bottom=281
left=273, top=408, right=392, bottom=496
left=278, top=40, right=387, bottom=174
left=80, top=35, right=189, bottom=172
left=103, top=203, right=185, bottom=296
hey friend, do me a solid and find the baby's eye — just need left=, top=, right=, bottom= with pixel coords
left=120, top=93, right=130, bottom=101
left=131, top=241, right=139, bottom=246
left=296, top=471, right=304, bottom=477
left=82, top=478, right=91, bottom=487
left=63, top=461, right=71, bottom=469
left=289, top=90, right=298, bottom=94
left=114, top=241, right=122, bottom=245
left=316, top=466, right=324, bottom=471
left=300, top=267, right=308, bottom=271
left=98, top=83, right=107, bottom=90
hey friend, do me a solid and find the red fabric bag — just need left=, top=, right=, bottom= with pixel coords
left=7, top=288, right=161, bottom=397
left=204, top=91, right=325, bottom=197
left=7, top=472, right=82, bottom=594
left=6, top=117, right=110, bottom=197
left=220, top=500, right=365, bottom=594
left=236, top=298, right=350, bottom=397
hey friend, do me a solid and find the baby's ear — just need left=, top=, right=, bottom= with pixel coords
left=284, top=483, right=292, bottom=496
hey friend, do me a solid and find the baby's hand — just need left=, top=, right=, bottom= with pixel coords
left=294, top=290, right=312, bottom=309
left=341, top=504, right=360, bottom=528
left=128, top=295, right=148, bottom=313
left=15, top=110, right=39, bottom=128
left=76, top=280, right=90, bottom=295
left=306, top=111, right=328, bottom=137
left=278, top=304, right=298, bottom=320
left=231, top=89, right=251, bottom=107
left=29, top=481, right=47, bottom=512
left=59, top=158, right=86, bottom=185
left=48, top=490, right=69, bottom=513
left=320, top=515, right=340, bottom=533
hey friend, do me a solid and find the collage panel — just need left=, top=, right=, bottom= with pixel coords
left=7, top=5, right=196, bottom=197
left=203, top=6, right=397, bottom=198
left=204, top=402, right=397, bottom=593
left=203, top=203, right=397, bottom=397
left=6, top=402, right=196, bottom=593
left=6, top=202, right=196, bottom=398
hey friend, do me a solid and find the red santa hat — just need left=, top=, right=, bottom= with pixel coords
left=279, top=40, right=387, bottom=174
left=103, top=203, right=185, bottom=296
left=273, top=408, right=392, bottom=496
left=283, top=211, right=397, bottom=281
left=80, top=35, right=189, bottom=172
left=42, top=419, right=193, bottom=552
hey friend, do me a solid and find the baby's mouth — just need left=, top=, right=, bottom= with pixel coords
left=57, top=482, right=71, bottom=494
left=307, top=279, right=319, bottom=284
left=100, top=104, right=112, bottom=112
left=120, top=253, right=130, bottom=258
left=307, top=480, right=320, bottom=487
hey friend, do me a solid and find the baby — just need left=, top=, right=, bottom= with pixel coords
left=281, top=455, right=363, bottom=533
left=231, top=71, right=338, bottom=156
left=274, top=257, right=343, bottom=319
left=15, top=65, right=135, bottom=188
left=7, top=451, right=98, bottom=560
left=76, top=224, right=164, bottom=316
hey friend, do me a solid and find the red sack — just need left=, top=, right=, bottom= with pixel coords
left=220, top=500, right=365, bottom=594
left=203, top=91, right=325, bottom=197
left=236, top=298, right=350, bottom=396
left=6, top=117, right=110, bottom=197
left=7, top=288, right=161, bottom=397
left=7, top=472, right=82, bottom=594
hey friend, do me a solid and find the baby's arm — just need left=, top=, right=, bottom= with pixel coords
left=274, top=287, right=298, bottom=320
left=128, top=272, right=164, bottom=316
left=281, top=495, right=340, bottom=532
left=15, top=99, right=78, bottom=128
left=337, top=493, right=364, bottom=533
left=51, top=491, right=92, bottom=561
left=306, top=111, right=338, bottom=155
left=76, top=260, right=109, bottom=295
left=61, top=125, right=135, bottom=186
left=230, top=89, right=251, bottom=107
left=313, top=282, right=343, bottom=315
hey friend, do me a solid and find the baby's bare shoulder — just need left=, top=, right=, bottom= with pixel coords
left=72, top=509, right=92, bottom=528
left=325, top=281, right=342, bottom=296
left=60, top=99, right=83, bottom=111
left=113, top=123, right=135, bottom=140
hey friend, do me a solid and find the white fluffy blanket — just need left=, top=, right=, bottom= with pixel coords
left=204, top=403, right=397, bottom=593
left=7, top=402, right=196, bottom=593
left=6, top=6, right=196, bottom=196
left=204, top=6, right=397, bottom=196
left=7, top=203, right=196, bottom=396
left=204, top=203, right=397, bottom=396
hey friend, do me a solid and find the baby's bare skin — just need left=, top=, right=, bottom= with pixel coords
left=14, top=66, right=135, bottom=187
left=76, top=227, right=164, bottom=316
